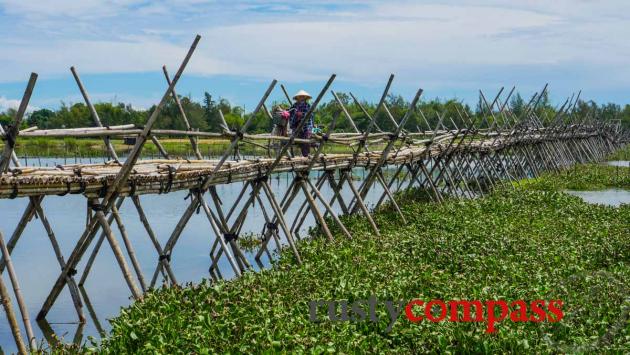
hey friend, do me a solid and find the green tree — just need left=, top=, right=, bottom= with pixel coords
left=48, top=102, right=91, bottom=128
left=203, top=92, right=222, bottom=131
left=620, top=104, right=630, bottom=128
left=510, top=93, right=525, bottom=119
left=27, top=108, right=56, bottom=128
left=0, top=108, right=16, bottom=127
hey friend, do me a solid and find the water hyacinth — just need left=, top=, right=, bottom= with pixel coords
left=93, top=164, right=629, bottom=354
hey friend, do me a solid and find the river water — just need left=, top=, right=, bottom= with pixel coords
left=0, top=157, right=393, bottom=351
left=563, top=161, right=630, bottom=206
left=565, top=189, right=630, bottom=207
left=606, top=160, right=630, bottom=168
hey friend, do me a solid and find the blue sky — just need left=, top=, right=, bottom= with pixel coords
left=1, top=0, right=629, bottom=112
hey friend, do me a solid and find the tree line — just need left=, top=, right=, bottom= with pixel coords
left=1, top=91, right=628, bottom=134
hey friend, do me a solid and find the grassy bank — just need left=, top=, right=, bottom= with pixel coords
left=92, top=162, right=629, bottom=353
left=2, top=137, right=360, bottom=158
left=3, top=137, right=262, bottom=158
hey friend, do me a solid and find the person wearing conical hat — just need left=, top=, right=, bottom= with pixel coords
left=289, top=90, right=313, bottom=157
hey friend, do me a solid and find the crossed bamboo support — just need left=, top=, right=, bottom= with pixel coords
left=0, top=48, right=627, bottom=352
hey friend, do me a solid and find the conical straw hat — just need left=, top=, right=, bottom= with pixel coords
left=293, top=90, right=312, bottom=100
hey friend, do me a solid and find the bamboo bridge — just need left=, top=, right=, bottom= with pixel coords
left=0, top=35, right=627, bottom=353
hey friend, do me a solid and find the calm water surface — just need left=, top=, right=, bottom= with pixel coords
left=0, top=157, right=395, bottom=351
left=565, top=189, right=630, bottom=207
left=606, top=160, right=630, bottom=168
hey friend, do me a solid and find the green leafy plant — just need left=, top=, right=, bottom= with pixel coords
left=96, top=163, right=629, bottom=353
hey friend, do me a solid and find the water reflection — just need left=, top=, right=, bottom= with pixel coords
left=0, top=158, right=402, bottom=351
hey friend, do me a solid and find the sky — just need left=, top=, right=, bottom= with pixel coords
left=1, top=0, right=629, bottom=113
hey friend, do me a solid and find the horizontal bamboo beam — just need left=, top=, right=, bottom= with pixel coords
left=0, top=132, right=614, bottom=199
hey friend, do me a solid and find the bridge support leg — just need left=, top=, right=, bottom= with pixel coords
left=418, top=160, right=444, bottom=203
left=78, top=286, right=106, bottom=336
left=256, top=177, right=302, bottom=263
left=302, top=174, right=353, bottom=239
left=0, top=230, right=36, bottom=350
left=111, top=205, right=147, bottom=292
left=374, top=163, right=406, bottom=210
left=79, top=197, right=125, bottom=287
left=31, top=198, right=85, bottom=322
left=90, top=198, right=143, bottom=300
left=261, top=179, right=302, bottom=263
left=341, top=170, right=380, bottom=236
left=297, top=176, right=334, bottom=241
left=0, top=196, right=85, bottom=323
left=376, top=170, right=407, bottom=223
left=198, top=194, right=243, bottom=278
left=326, top=171, right=350, bottom=214
left=292, top=172, right=329, bottom=236
left=0, top=264, right=28, bottom=354
left=131, top=196, right=177, bottom=287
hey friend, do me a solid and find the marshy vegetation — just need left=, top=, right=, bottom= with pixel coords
left=90, top=161, right=629, bottom=353
left=4, top=136, right=368, bottom=159
left=3, top=91, right=630, bottom=160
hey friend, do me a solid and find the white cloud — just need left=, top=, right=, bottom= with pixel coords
left=1, top=1, right=630, bottom=100
left=0, top=38, right=238, bottom=82
left=0, top=0, right=142, bottom=19
left=0, top=3, right=566, bottom=81
left=195, top=4, right=564, bottom=83
left=0, top=96, right=38, bottom=113
left=0, top=96, right=22, bottom=111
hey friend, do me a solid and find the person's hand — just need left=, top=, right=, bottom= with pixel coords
left=296, top=112, right=303, bottom=119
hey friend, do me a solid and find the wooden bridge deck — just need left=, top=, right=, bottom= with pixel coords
left=0, top=131, right=604, bottom=199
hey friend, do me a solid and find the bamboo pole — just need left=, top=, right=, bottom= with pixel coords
left=78, top=197, right=125, bottom=287
left=342, top=170, right=380, bottom=236
left=0, top=124, right=19, bottom=166
left=260, top=180, right=302, bottom=263
left=92, top=200, right=143, bottom=299
left=112, top=205, right=147, bottom=292
left=255, top=178, right=302, bottom=261
left=304, top=176, right=352, bottom=239
left=297, top=177, right=333, bottom=241
left=163, top=65, right=203, bottom=159
left=292, top=172, right=330, bottom=235
left=131, top=196, right=177, bottom=286
left=0, top=73, right=37, bottom=173
left=0, top=230, right=36, bottom=350
left=0, top=269, right=28, bottom=354
left=38, top=35, right=201, bottom=320
left=198, top=195, right=242, bottom=277
left=32, top=198, right=85, bottom=322
left=70, top=66, right=120, bottom=163
left=375, top=170, right=407, bottom=223
left=78, top=286, right=106, bottom=336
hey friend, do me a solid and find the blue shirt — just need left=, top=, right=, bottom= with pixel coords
left=289, top=101, right=313, bottom=136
